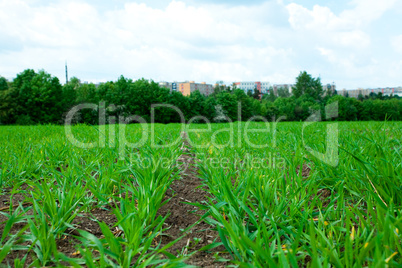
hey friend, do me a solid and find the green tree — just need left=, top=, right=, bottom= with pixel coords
left=263, top=87, right=277, bottom=102
left=61, top=77, right=79, bottom=110
left=233, top=89, right=253, bottom=120
left=188, top=90, right=207, bottom=119
left=9, top=69, right=36, bottom=123
left=294, top=94, right=320, bottom=121
left=76, top=83, right=97, bottom=104
left=13, top=69, right=36, bottom=90
left=203, top=97, right=217, bottom=122
left=327, top=95, right=359, bottom=121
left=29, top=70, right=64, bottom=123
left=252, top=88, right=260, bottom=100
left=264, top=101, right=278, bottom=119
left=274, top=97, right=296, bottom=121
left=360, top=100, right=374, bottom=120
left=8, top=70, right=64, bottom=124
left=165, top=91, right=191, bottom=123
left=0, top=77, right=10, bottom=123
left=215, top=91, right=238, bottom=121
left=368, top=92, right=377, bottom=99
left=370, top=99, right=400, bottom=120
left=0, top=77, right=12, bottom=124
left=260, top=103, right=267, bottom=118
left=251, top=98, right=262, bottom=116
left=377, top=92, right=384, bottom=100
left=0, top=77, right=8, bottom=91
left=293, top=71, right=323, bottom=100
left=213, top=84, right=224, bottom=95
left=2, top=69, right=401, bottom=125
left=277, top=87, right=291, bottom=98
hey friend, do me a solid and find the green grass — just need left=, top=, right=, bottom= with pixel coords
left=192, top=121, right=402, bottom=267
left=0, top=124, right=184, bottom=266
left=0, top=122, right=401, bottom=267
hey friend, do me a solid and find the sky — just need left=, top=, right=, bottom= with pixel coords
left=0, top=0, right=401, bottom=89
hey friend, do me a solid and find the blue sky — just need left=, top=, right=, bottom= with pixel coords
left=0, top=0, right=401, bottom=89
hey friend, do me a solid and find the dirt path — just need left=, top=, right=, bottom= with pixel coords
left=157, top=132, right=228, bottom=267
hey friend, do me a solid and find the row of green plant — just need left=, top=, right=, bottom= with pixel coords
left=1, top=122, right=401, bottom=266
left=0, top=124, right=190, bottom=267
left=1, top=70, right=401, bottom=126
left=189, top=121, right=402, bottom=266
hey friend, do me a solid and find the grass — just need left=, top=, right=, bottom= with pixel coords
left=0, top=121, right=401, bottom=267
left=192, top=121, right=402, bottom=266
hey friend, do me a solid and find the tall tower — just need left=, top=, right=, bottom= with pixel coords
left=65, top=61, right=68, bottom=84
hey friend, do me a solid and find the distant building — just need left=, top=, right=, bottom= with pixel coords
left=272, top=84, right=294, bottom=95
left=214, top=81, right=228, bottom=90
left=178, top=81, right=213, bottom=96
left=233, top=81, right=271, bottom=94
left=341, top=87, right=402, bottom=98
left=158, top=81, right=179, bottom=93
left=323, top=83, right=336, bottom=96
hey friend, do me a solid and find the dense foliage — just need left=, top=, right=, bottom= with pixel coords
left=0, top=70, right=401, bottom=125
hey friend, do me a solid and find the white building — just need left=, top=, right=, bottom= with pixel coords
left=341, top=87, right=402, bottom=98
left=233, top=81, right=271, bottom=94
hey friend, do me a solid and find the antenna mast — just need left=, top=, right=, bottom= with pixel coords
left=65, top=61, right=68, bottom=84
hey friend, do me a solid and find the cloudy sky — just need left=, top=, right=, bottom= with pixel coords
left=0, top=0, right=401, bottom=89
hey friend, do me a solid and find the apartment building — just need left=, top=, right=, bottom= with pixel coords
left=233, top=81, right=271, bottom=94
left=341, top=87, right=402, bottom=98
left=178, top=81, right=213, bottom=96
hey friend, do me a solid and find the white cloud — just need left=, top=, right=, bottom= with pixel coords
left=0, top=0, right=296, bottom=84
left=287, top=4, right=345, bottom=31
left=0, top=0, right=400, bottom=89
left=286, top=3, right=372, bottom=49
left=342, top=0, right=397, bottom=26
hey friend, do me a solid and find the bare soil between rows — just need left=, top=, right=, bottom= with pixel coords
left=156, top=138, right=229, bottom=267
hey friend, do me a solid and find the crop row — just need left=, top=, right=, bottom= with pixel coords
left=190, top=121, right=402, bottom=266
left=0, top=124, right=187, bottom=267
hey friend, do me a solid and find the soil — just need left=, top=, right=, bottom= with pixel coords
left=60, top=207, right=119, bottom=255
left=296, top=164, right=311, bottom=178
left=156, top=134, right=230, bottom=267
left=316, top=188, right=332, bottom=207
left=0, top=184, right=31, bottom=212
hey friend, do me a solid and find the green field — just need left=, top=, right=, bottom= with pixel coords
left=0, top=122, right=401, bottom=267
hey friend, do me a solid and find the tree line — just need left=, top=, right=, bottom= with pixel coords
left=0, top=69, right=401, bottom=125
